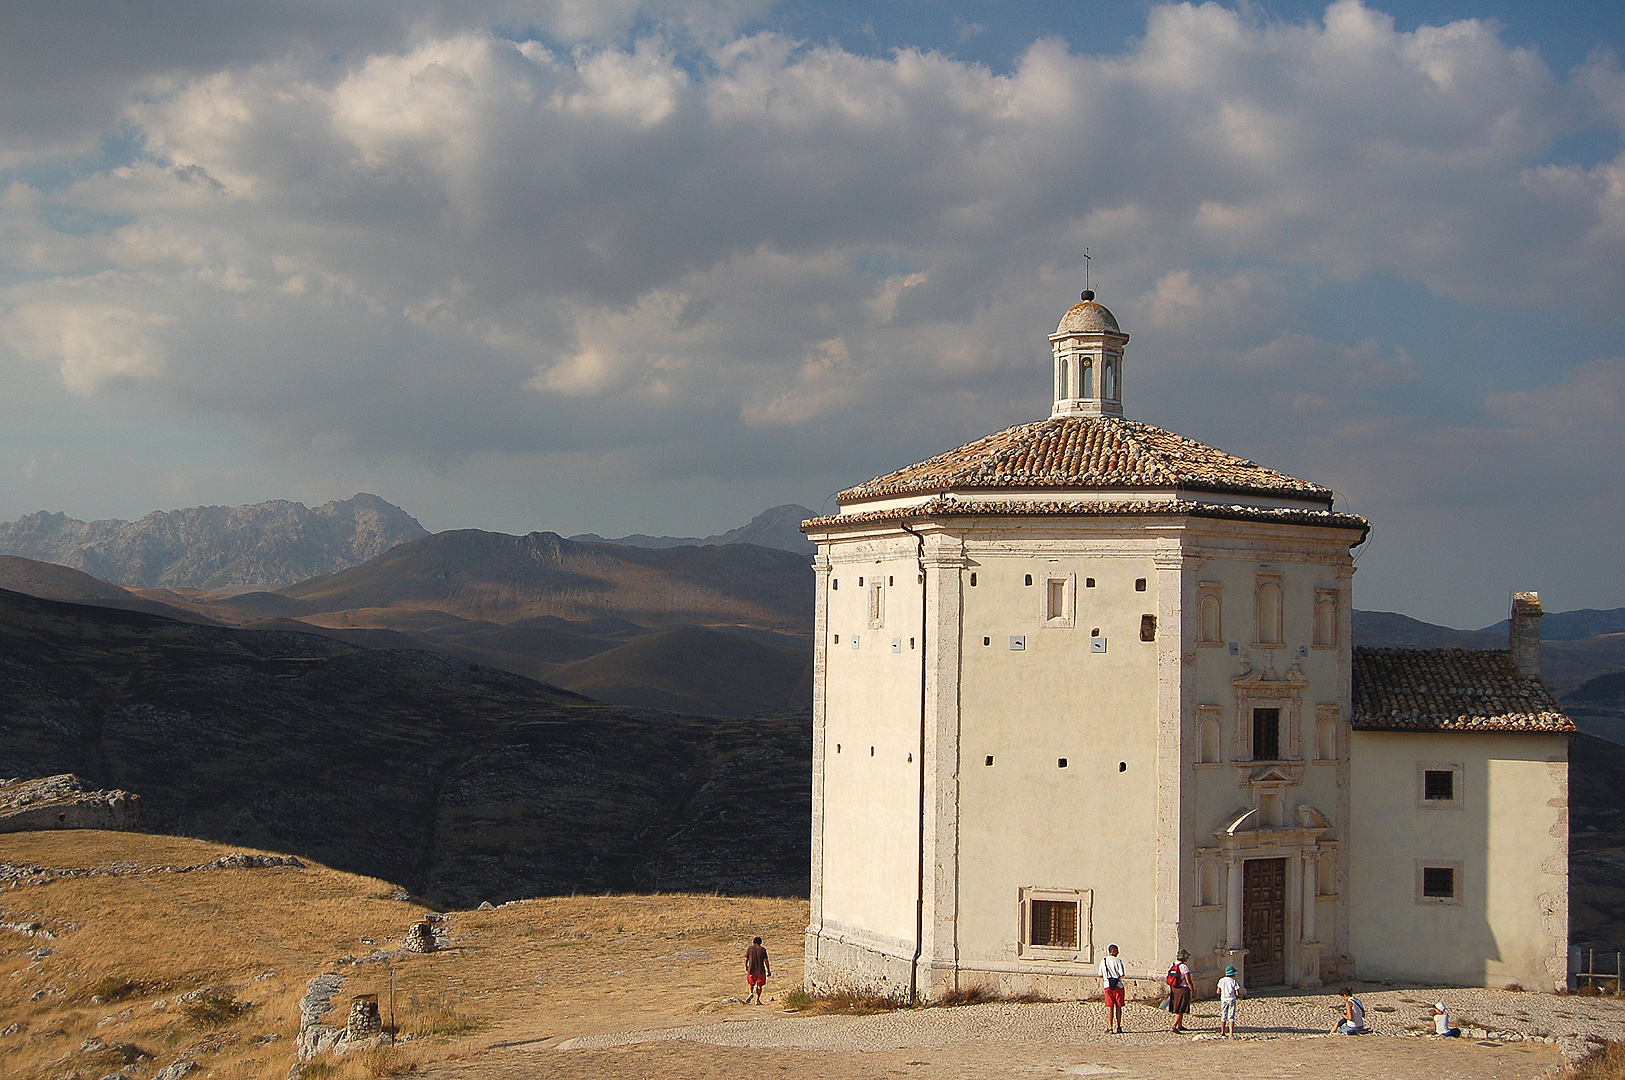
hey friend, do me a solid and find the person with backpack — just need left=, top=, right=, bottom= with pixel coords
left=1165, top=949, right=1193, bottom=1032
left=1098, top=943, right=1126, bottom=1033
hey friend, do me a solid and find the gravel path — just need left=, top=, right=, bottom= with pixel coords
left=555, top=985, right=1625, bottom=1063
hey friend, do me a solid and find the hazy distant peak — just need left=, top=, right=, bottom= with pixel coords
left=0, top=494, right=428, bottom=589
left=571, top=504, right=816, bottom=555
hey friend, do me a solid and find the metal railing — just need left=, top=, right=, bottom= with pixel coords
left=1571, top=947, right=1623, bottom=993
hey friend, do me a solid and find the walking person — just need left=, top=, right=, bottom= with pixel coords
left=1330, top=987, right=1366, bottom=1034
left=1098, top=944, right=1125, bottom=1033
left=1165, top=949, right=1193, bottom=1033
left=1216, top=965, right=1244, bottom=1037
left=744, top=937, right=771, bottom=1004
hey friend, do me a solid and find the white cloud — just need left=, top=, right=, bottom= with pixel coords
left=0, top=2, right=1621, bottom=621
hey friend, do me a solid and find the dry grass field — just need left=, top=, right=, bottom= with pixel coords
left=5, top=829, right=1622, bottom=1080
left=0, top=830, right=805, bottom=1080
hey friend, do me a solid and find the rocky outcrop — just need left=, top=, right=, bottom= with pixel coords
left=0, top=494, right=427, bottom=588
left=0, top=775, right=141, bottom=834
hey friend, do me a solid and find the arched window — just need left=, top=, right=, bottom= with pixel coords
left=1317, top=715, right=1337, bottom=761
left=1081, top=358, right=1093, bottom=398
left=1200, top=861, right=1222, bottom=907
left=1103, top=359, right=1115, bottom=400
left=1057, top=356, right=1068, bottom=400
left=1257, top=580, right=1283, bottom=645
left=1200, top=719, right=1221, bottom=764
left=1199, top=595, right=1221, bottom=643
left=1315, top=593, right=1337, bottom=648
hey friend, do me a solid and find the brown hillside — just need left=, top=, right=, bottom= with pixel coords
left=0, top=555, right=215, bottom=624
left=549, top=625, right=813, bottom=717
left=282, top=530, right=812, bottom=629
left=0, top=587, right=811, bottom=905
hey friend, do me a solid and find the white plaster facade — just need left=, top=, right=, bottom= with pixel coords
left=802, top=295, right=1571, bottom=1001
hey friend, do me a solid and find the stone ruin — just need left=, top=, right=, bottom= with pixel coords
left=295, top=976, right=393, bottom=1061
left=401, top=915, right=443, bottom=953
left=347, top=995, right=381, bottom=1039
left=0, top=774, right=142, bottom=833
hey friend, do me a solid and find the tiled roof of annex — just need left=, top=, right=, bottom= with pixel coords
left=1351, top=647, right=1574, bottom=733
left=837, top=415, right=1336, bottom=503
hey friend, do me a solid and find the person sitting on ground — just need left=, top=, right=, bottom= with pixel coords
left=744, top=936, right=771, bottom=1004
left=1216, top=965, right=1245, bottom=1037
left=1166, top=949, right=1194, bottom=1033
left=1099, top=944, right=1126, bottom=1033
left=1432, top=1002, right=1460, bottom=1037
left=1331, top=987, right=1365, bottom=1034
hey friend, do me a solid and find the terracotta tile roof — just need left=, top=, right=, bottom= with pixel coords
left=802, top=497, right=1369, bottom=535
left=838, top=416, right=1335, bottom=503
left=1351, top=647, right=1574, bottom=733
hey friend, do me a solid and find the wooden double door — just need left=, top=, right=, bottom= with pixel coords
left=1242, top=858, right=1287, bottom=985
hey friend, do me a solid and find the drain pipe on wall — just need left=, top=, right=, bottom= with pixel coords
left=900, top=518, right=928, bottom=1007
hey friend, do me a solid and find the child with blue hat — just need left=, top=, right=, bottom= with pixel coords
left=1217, top=965, right=1245, bottom=1037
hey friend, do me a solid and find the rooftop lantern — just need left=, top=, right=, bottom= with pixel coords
left=1050, top=289, right=1128, bottom=419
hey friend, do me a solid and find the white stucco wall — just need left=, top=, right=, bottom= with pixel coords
left=1349, top=731, right=1569, bottom=990
left=818, top=543, right=926, bottom=950
left=955, top=541, right=1164, bottom=976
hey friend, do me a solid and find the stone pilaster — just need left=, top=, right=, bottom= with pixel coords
left=918, top=533, right=968, bottom=996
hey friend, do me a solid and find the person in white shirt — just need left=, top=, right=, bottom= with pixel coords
left=1098, top=944, right=1125, bottom=1033
left=1216, top=965, right=1244, bottom=1037
left=1332, top=987, right=1366, bottom=1034
left=1432, top=1002, right=1459, bottom=1037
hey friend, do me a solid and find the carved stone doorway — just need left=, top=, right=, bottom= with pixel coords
left=1243, top=858, right=1287, bottom=985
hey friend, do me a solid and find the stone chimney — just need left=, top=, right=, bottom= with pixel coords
left=1510, top=591, right=1542, bottom=680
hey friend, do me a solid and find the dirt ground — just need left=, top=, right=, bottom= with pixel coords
left=3, top=831, right=1618, bottom=1080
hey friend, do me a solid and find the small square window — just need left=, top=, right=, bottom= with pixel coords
left=1424, top=770, right=1454, bottom=801
left=985, top=755, right=994, bottom=766
left=983, top=636, right=991, bottom=646
left=1140, top=614, right=1156, bottom=641
left=1029, top=899, right=1078, bottom=948
left=970, top=572, right=978, bottom=587
left=1135, top=578, right=1147, bottom=592
left=1085, top=578, right=1095, bottom=588
left=1422, top=866, right=1455, bottom=898
left=1057, top=757, right=1068, bottom=768
left=1025, top=574, right=1033, bottom=586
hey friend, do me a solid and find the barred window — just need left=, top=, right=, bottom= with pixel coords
left=1423, top=770, right=1455, bottom=801
left=1252, top=708, right=1281, bottom=761
left=1030, top=900, right=1078, bottom=948
left=1422, top=866, right=1455, bottom=899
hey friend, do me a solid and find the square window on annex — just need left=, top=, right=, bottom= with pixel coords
left=801, top=290, right=1574, bottom=1002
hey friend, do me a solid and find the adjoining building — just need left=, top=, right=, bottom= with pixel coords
left=801, top=292, right=1572, bottom=1000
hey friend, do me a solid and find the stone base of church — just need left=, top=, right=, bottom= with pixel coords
left=805, top=925, right=1165, bottom=1004
left=803, top=925, right=918, bottom=1001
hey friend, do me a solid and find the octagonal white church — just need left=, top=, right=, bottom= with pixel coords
left=801, top=292, right=1573, bottom=1000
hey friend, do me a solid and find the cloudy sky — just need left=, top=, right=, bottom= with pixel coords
left=1, top=0, right=1621, bottom=627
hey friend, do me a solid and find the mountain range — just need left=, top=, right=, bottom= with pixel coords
left=0, top=493, right=427, bottom=588
left=0, top=496, right=1619, bottom=723
left=570, top=502, right=816, bottom=554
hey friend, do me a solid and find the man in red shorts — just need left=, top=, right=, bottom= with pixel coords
left=745, top=937, right=771, bottom=1003
left=1098, top=943, right=1125, bottom=1033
